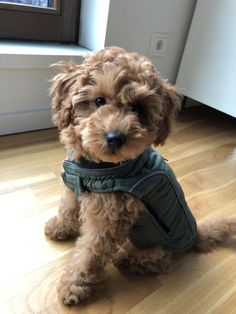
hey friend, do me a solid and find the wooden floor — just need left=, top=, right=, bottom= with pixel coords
left=0, top=106, right=236, bottom=314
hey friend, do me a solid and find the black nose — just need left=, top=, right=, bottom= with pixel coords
left=106, top=131, right=126, bottom=152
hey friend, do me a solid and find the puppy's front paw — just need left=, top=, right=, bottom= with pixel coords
left=44, top=216, right=71, bottom=241
left=57, top=277, right=91, bottom=305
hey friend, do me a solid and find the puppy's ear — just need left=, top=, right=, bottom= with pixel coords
left=154, top=83, right=182, bottom=146
left=50, top=61, right=79, bottom=130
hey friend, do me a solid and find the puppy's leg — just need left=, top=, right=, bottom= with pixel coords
left=113, top=239, right=172, bottom=275
left=57, top=192, right=141, bottom=305
left=44, top=186, right=81, bottom=240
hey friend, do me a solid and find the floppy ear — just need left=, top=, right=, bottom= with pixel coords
left=154, top=83, right=182, bottom=146
left=50, top=61, right=79, bottom=130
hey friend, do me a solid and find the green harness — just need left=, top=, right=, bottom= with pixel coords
left=61, top=148, right=197, bottom=251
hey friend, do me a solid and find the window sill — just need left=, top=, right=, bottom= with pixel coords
left=0, top=41, right=91, bottom=68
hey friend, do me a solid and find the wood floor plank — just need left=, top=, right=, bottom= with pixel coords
left=127, top=250, right=234, bottom=314
left=0, top=106, right=236, bottom=313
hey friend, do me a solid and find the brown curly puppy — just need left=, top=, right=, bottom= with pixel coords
left=45, top=47, right=236, bottom=305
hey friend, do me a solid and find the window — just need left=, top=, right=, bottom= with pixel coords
left=0, top=0, right=81, bottom=43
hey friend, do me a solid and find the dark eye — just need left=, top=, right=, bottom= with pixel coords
left=132, top=104, right=143, bottom=115
left=95, top=97, right=106, bottom=107
left=132, top=104, right=148, bottom=122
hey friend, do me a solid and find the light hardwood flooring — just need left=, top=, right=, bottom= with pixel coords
left=0, top=106, right=236, bottom=314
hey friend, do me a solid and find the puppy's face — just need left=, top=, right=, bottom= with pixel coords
left=51, top=47, right=181, bottom=163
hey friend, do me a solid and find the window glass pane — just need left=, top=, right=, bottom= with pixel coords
left=0, top=0, right=52, bottom=8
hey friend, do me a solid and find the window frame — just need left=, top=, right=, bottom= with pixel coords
left=0, top=0, right=81, bottom=43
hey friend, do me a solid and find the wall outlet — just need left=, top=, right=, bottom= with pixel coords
left=149, top=33, right=169, bottom=57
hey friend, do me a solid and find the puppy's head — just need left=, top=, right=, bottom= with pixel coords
left=51, top=46, right=181, bottom=163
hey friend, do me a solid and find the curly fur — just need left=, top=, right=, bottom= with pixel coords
left=45, top=46, right=236, bottom=305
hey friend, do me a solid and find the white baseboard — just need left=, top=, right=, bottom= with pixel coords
left=0, top=109, right=54, bottom=135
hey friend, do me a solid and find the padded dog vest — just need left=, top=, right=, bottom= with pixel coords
left=61, top=148, right=197, bottom=252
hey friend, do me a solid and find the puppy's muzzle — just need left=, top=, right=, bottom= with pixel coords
left=106, top=131, right=126, bottom=153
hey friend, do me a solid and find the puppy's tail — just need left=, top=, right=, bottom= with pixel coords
left=193, top=216, right=236, bottom=252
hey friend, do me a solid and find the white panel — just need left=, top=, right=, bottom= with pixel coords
left=0, top=69, right=51, bottom=114
left=177, top=0, right=236, bottom=117
left=0, top=44, right=89, bottom=134
left=0, top=109, right=53, bottom=136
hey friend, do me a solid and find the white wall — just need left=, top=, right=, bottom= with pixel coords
left=105, top=0, right=197, bottom=83
left=79, top=0, right=110, bottom=50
